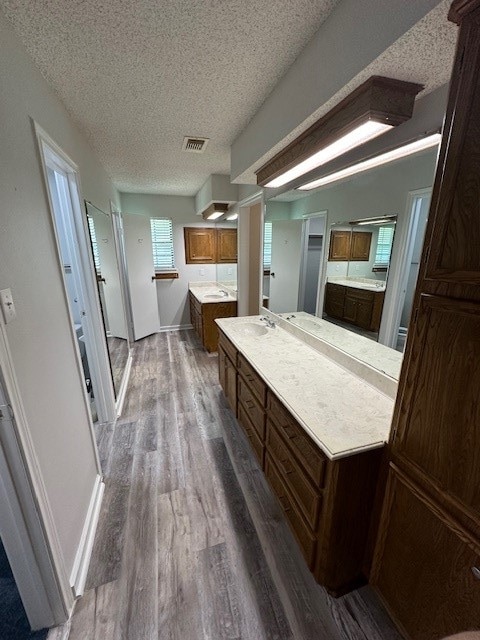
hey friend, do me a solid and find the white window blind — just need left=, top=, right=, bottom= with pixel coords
left=87, top=215, right=101, bottom=273
left=374, top=226, right=395, bottom=266
left=263, top=221, right=272, bottom=269
left=150, top=218, right=175, bottom=271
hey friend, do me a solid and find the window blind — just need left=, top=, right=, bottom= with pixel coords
left=263, top=221, right=272, bottom=268
left=87, top=215, right=101, bottom=273
left=150, top=218, right=175, bottom=271
left=374, top=226, right=395, bottom=266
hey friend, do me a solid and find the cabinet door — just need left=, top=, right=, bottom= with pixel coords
left=184, top=227, right=216, bottom=263
left=216, top=228, right=237, bottom=263
left=355, top=298, right=374, bottom=330
left=225, top=355, right=237, bottom=414
left=373, top=469, right=480, bottom=640
left=328, top=230, right=351, bottom=261
left=324, top=283, right=345, bottom=319
left=343, top=296, right=357, bottom=323
left=350, top=232, right=372, bottom=261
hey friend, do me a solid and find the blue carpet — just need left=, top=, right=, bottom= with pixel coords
left=0, top=540, right=48, bottom=639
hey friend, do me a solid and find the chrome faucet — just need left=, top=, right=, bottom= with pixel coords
left=219, top=289, right=229, bottom=297
left=286, top=314, right=296, bottom=320
left=260, top=316, right=276, bottom=329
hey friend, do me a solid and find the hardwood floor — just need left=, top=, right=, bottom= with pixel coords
left=50, top=330, right=401, bottom=640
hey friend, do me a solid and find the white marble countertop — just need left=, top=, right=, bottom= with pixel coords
left=279, top=312, right=402, bottom=382
left=327, top=277, right=386, bottom=292
left=216, top=315, right=394, bottom=461
left=189, top=282, right=237, bottom=304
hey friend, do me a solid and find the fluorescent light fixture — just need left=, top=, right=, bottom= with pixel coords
left=226, top=213, right=238, bottom=221
left=207, top=211, right=224, bottom=220
left=265, top=121, right=392, bottom=188
left=356, top=218, right=396, bottom=226
left=298, top=133, right=442, bottom=191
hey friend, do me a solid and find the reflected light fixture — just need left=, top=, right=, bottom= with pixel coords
left=202, top=202, right=229, bottom=221
left=256, top=77, right=423, bottom=189
left=226, top=213, right=238, bottom=221
left=298, top=133, right=441, bottom=191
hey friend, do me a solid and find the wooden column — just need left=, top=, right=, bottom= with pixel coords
left=370, top=2, right=480, bottom=639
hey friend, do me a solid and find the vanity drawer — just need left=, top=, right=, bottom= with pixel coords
left=238, top=354, right=267, bottom=405
left=238, top=403, right=264, bottom=466
left=265, top=453, right=317, bottom=569
left=326, top=282, right=346, bottom=303
left=266, top=419, right=322, bottom=529
left=238, top=375, right=265, bottom=439
left=345, top=286, right=375, bottom=301
left=218, top=330, right=237, bottom=366
left=267, top=392, right=326, bottom=488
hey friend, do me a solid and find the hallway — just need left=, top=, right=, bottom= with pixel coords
left=54, top=331, right=401, bottom=640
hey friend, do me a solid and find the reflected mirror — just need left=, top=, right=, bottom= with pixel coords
left=85, top=201, right=130, bottom=398
left=215, top=219, right=238, bottom=292
left=262, top=146, right=437, bottom=372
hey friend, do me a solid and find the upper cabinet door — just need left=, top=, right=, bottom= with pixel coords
left=216, top=228, right=237, bottom=263
left=328, top=230, right=351, bottom=261
left=184, top=227, right=216, bottom=264
left=350, top=231, right=372, bottom=261
left=122, top=213, right=160, bottom=340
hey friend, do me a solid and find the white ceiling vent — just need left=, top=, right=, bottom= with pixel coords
left=182, top=136, right=209, bottom=153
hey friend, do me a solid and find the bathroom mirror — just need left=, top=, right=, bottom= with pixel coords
left=262, top=145, right=438, bottom=359
left=215, top=219, right=238, bottom=290
left=85, top=201, right=130, bottom=398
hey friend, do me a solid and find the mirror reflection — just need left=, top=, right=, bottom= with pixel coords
left=215, top=219, right=238, bottom=291
left=85, top=202, right=130, bottom=398
left=324, top=218, right=396, bottom=340
left=262, top=147, right=437, bottom=367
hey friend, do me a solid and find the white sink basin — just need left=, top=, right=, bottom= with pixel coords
left=204, top=293, right=228, bottom=300
left=237, top=323, right=269, bottom=337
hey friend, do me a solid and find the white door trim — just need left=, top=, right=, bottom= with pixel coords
left=379, top=187, right=431, bottom=347
left=298, top=211, right=327, bottom=313
left=0, top=320, right=72, bottom=627
left=34, top=122, right=115, bottom=428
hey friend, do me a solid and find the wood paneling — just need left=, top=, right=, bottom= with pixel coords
left=372, top=467, right=480, bottom=640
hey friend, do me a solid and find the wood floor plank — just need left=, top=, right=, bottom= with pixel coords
left=68, top=581, right=118, bottom=640
left=114, top=451, right=158, bottom=639
left=157, top=392, right=185, bottom=495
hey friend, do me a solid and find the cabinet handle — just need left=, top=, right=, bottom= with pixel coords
left=245, top=399, right=255, bottom=409
left=283, top=425, right=296, bottom=439
left=279, top=495, right=290, bottom=512
left=279, top=458, right=294, bottom=475
left=471, top=567, right=480, bottom=580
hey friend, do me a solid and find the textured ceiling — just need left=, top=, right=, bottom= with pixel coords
left=236, top=0, right=458, bottom=185
left=1, top=0, right=339, bottom=195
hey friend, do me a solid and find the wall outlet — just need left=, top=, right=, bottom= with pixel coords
left=0, top=289, right=16, bottom=324
left=228, top=268, right=233, bottom=275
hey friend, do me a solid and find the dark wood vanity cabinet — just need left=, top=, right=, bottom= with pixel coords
left=370, top=4, right=480, bottom=638
left=218, top=329, right=383, bottom=595
left=328, top=230, right=372, bottom=261
left=325, top=282, right=384, bottom=332
left=189, top=291, right=236, bottom=352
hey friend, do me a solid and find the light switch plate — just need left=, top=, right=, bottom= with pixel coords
left=0, top=289, right=16, bottom=324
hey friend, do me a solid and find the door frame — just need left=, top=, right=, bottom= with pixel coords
left=380, top=187, right=431, bottom=347
left=0, top=320, right=71, bottom=628
left=298, top=211, right=327, bottom=314
left=34, top=122, right=116, bottom=426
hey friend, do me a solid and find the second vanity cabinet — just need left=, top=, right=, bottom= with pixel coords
left=325, top=282, right=385, bottom=332
left=189, top=291, right=236, bottom=352
left=218, top=328, right=383, bottom=595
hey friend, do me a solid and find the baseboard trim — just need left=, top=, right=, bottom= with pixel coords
left=69, top=475, right=104, bottom=598
left=116, top=351, right=132, bottom=418
left=158, top=324, right=193, bottom=332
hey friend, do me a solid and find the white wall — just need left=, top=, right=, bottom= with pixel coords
left=0, top=11, right=118, bottom=579
left=120, top=193, right=237, bottom=329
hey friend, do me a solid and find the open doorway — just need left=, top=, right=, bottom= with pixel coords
left=35, top=125, right=116, bottom=424
left=298, top=213, right=326, bottom=314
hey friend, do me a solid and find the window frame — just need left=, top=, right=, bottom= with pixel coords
left=150, top=217, right=178, bottom=279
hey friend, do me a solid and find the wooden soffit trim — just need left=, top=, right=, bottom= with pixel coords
left=201, top=202, right=229, bottom=221
left=255, top=76, right=424, bottom=187
left=449, top=0, right=480, bottom=24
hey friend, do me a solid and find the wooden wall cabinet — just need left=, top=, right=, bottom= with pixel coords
left=371, top=4, right=480, bottom=638
left=189, top=291, right=236, bottom=352
left=328, top=230, right=372, bottom=262
left=324, top=282, right=384, bottom=332
left=218, top=329, right=383, bottom=595
left=184, top=227, right=237, bottom=264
